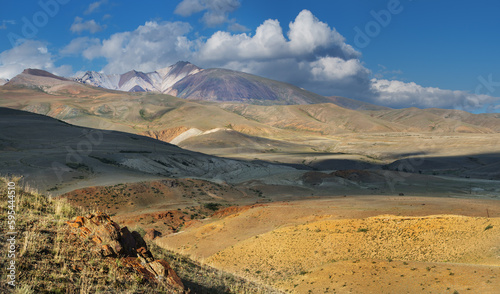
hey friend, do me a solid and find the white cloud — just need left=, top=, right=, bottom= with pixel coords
left=310, top=57, right=369, bottom=81
left=80, top=21, right=194, bottom=73
left=55, top=9, right=499, bottom=112
left=174, top=0, right=206, bottom=16
left=60, top=37, right=100, bottom=56
left=198, top=19, right=285, bottom=61
left=0, top=40, right=72, bottom=79
left=175, top=0, right=241, bottom=27
left=198, top=10, right=359, bottom=62
left=194, top=10, right=367, bottom=97
left=70, top=17, right=105, bottom=34
left=287, top=10, right=359, bottom=60
left=370, top=79, right=499, bottom=110
left=64, top=10, right=370, bottom=99
left=84, top=0, right=107, bottom=15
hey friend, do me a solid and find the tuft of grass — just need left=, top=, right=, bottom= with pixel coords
left=484, top=224, right=493, bottom=231
left=13, top=284, right=34, bottom=294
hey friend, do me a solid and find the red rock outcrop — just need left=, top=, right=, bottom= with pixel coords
left=66, top=212, right=186, bottom=292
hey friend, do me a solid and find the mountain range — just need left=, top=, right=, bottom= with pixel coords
left=2, top=66, right=500, bottom=174
left=2, top=66, right=500, bottom=137
left=71, top=61, right=374, bottom=106
left=74, top=61, right=202, bottom=93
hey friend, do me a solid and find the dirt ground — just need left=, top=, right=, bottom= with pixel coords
left=156, top=196, right=500, bottom=293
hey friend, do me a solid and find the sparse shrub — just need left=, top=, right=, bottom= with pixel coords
left=484, top=224, right=493, bottom=231
left=357, top=228, right=368, bottom=233
left=204, top=202, right=221, bottom=211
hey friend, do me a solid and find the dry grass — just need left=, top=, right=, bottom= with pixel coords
left=0, top=177, right=280, bottom=293
left=206, top=215, right=500, bottom=293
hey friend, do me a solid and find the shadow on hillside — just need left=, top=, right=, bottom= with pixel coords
left=296, top=152, right=500, bottom=181
left=182, top=280, right=228, bottom=294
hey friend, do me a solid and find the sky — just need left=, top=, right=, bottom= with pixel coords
left=0, top=0, right=499, bottom=112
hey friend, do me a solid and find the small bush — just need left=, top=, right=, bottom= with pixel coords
left=204, top=202, right=221, bottom=211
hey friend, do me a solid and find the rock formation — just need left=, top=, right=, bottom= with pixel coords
left=66, top=212, right=186, bottom=292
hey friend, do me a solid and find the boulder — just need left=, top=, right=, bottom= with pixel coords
left=66, top=212, right=186, bottom=292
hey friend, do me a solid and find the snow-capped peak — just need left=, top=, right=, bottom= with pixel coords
left=73, top=61, right=202, bottom=93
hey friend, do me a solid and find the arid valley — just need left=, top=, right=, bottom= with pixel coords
left=0, top=65, right=499, bottom=293
left=1, top=2, right=500, bottom=293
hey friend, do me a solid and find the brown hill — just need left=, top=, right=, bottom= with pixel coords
left=328, top=95, right=391, bottom=111
left=0, top=107, right=292, bottom=193
left=3, top=69, right=499, bottom=137
left=365, top=107, right=500, bottom=133
left=4, top=68, right=109, bottom=96
left=219, top=103, right=404, bottom=134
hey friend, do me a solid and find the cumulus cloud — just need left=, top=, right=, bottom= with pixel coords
left=56, top=9, right=498, bottom=111
left=194, top=10, right=368, bottom=97
left=0, top=40, right=72, bottom=79
left=63, top=9, right=370, bottom=99
left=198, top=10, right=359, bottom=62
left=370, top=79, right=499, bottom=110
left=310, top=57, right=369, bottom=81
left=79, top=21, right=194, bottom=73
left=175, top=0, right=241, bottom=27
left=70, top=17, right=105, bottom=34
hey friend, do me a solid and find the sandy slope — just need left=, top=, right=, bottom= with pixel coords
left=207, top=215, right=500, bottom=293
left=155, top=197, right=500, bottom=293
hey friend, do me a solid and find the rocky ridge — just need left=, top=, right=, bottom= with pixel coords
left=74, top=61, right=201, bottom=93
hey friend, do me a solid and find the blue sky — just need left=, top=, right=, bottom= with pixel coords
left=0, top=0, right=499, bottom=112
